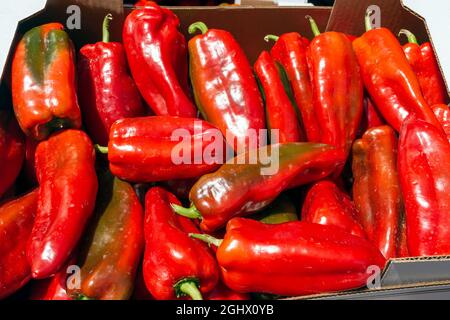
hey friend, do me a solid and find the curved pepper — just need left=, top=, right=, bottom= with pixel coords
left=78, top=14, right=145, bottom=146
left=254, top=51, right=304, bottom=143
left=306, top=16, right=364, bottom=160
left=398, top=117, right=450, bottom=256
left=352, top=126, right=407, bottom=259
left=28, top=129, right=98, bottom=279
left=188, top=21, right=265, bottom=153
left=302, top=180, right=366, bottom=238
left=352, top=11, right=441, bottom=133
left=0, top=190, right=38, bottom=299
left=143, top=187, right=219, bottom=300
left=173, top=142, right=346, bottom=232
left=69, top=171, right=144, bottom=300
left=191, top=218, right=386, bottom=296
left=432, top=104, right=450, bottom=141
left=399, top=29, right=448, bottom=106
left=12, top=23, right=81, bottom=140
left=0, top=110, right=25, bottom=198
left=100, top=116, right=226, bottom=183
left=123, top=2, right=196, bottom=117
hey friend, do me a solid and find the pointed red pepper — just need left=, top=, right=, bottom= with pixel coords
left=432, top=104, right=450, bottom=141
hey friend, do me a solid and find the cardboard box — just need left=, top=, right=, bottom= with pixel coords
left=1, top=0, right=450, bottom=299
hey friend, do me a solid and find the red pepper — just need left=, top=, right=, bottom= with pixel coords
left=28, top=129, right=98, bottom=279
left=432, top=104, right=450, bottom=141
left=123, top=2, right=196, bottom=117
left=302, top=180, right=366, bottom=238
left=0, top=110, right=25, bottom=198
left=78, top=14, right=145, bottom=146
left=358, top=96, right=386, bottom=135
left=254, top=51, right=304, bottom=143
left=398, top=117, right=450, bottom=256
left=143, top=187, right=219, bottom=300
left=306, top=16, right=364, bottom=160
left=99, top=116, right=226, bottom=183
left=399, top=29, right=448, bottom=106
left=206, top=282, right=250, bottom=300
left=191, top=218, right=386, bottom=296
left=0, top=190, right=38, bottom=299
left=352, top=11, right=442, bottom=133
left=188, top=22, right=265, bottom=153
left=23, top=137, right=38, bottom=188
left=352, top=126, right=407, bottom=259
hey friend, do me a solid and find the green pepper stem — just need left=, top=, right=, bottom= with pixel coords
left=76, top=294, right=91, bottom=300
left=95, top=144, right=109, bottom=154
left=305, top=15, right=321, bottom=37
left=102, top=14, right=113, bottom=43
left=264, top=34, right=279, bottom=43
left=365, top=9, right=374, bottom=32
left=171, top=204, right=202, bottom=220
left=189, top=233, right=223, bottom=247
left=188, top=22, right=209, bottom=35
left=398, top=29, right=418, bottom=45
left=179, top=281, right=203, bottom=300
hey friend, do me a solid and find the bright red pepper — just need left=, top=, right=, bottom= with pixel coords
left=398, top=117, right=450, bottom=256
left=188, top=22, right=265, bottom=153
left=0, top=190, right=38, bottom=299
left=28, top=129, right=98, bottom=279
left=191, top=218, right=386, bottom=296
left=11, top=23, right=81, bottom=140
left=302, top=180, right=366, bottom=238
left=78, top=14, right=145, bottom=146
left=399, top=29, right=448, bottom=106
left=123, top=2, right=196, bottom=118
left=306, top=16, right=364, bottom=161
left=0, top=110, right=25, bottom=198
left=352, top=12, right=442, bottom=133
left=143, top=187, right=219, bottom=300
left=254, top=51, right=303, bottom=143
left=352, top=126, right=408, bottom=259
left=100, top=116, right=226, bottom=183
left=432, top=104, right=450, bottom=141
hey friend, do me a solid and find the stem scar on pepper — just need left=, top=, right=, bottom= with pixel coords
left=173, top=278, right=203, bottom=300
left=171, top=203, right=202, bottom=220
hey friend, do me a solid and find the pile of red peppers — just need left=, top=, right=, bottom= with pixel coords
left=0, top=2, right=449, bottom=300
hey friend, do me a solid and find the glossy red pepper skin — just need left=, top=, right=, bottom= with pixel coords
left=302, top=180, right=366, bottom=238
left=254, top=51, right=303, bottom=143
left=216, top=218, right=386, bottom=296
left=143, top=187, right=219, bottom=300
left=267, top=33, right=315, bottom=141
left=0, top=110, right=25, bottom=198
left=0, top=190, right=38, bottom=299
left=123, top=2, right=196, bottom=117
left=188, top=22, right=265, bottom=153
left=398, top=118, right=450, bottom=256
left=28, top=130, right=98, bottom=279
left=352, top=126, right=407, bottom=259
left=353, top=28, right=441, bottom=133
left=12, top=23, right=81, bottom=140
left=107, top=116, right=226, bottom=183
left=307, top=27, right=364, bottom=160
left=206, top=282, right=250, bottom=300
left=78, top=16, right=145, bottom=146
left=432, top=104, right=450, bottom=141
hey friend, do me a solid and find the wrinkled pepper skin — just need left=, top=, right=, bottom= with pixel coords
left=12, top=23, right=81, bottom=140
left=0, top=110, right=25, bottom=198
left=78, top=15, right=145, bottom=146
left=188, top=22, right=265, bottom=153
left=179, top=143, right=345, bottom=232
left=143, top=187, right=219, bottom=300
left=432, top=104, right=450, bottom=141
left=400, top=30, right=448, bottom=106
left=353, top=25, right=441, bottom=133
left=106, top=116, right=226, bottom=183
left=353, top=126, right=408, bottom=259
left=266, top=33, right=315, bottom=141
left=0, top=190, right=38, bottom=299
left=254, top=51, right=303, bottom=143
left=123, top=2, right=196, bottom=117
left=302, top=181, right=366, bottom=238
left=69, top=172, right=144, bottom=300
left=28, top=130, right=98, bottom=279
left=398, top=118, right=450, bottom=256
left=214, top=218, right=386, bottom=296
